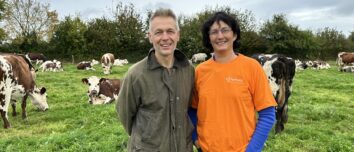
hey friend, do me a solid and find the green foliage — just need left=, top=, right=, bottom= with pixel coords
left=3, top=0, right=58, bottom=51
left=259, top=14, right=315, bottom=58
left=314, top=27, right=349, bottom=60
left=85, top=18, right=119, bottom=59
left=49, top=16, right=88, bottom=60
left=111, top=2, right=149, bottom=61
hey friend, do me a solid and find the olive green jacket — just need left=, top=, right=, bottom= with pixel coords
left=117, top=49, right=195, bottom=152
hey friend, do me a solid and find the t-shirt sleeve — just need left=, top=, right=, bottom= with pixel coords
left=251, top=62, right=277, bottom=111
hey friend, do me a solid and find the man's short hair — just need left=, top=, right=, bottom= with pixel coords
left=148, top=8, right=180, bottom=32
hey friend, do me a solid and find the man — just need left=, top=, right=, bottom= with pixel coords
left=117, top=8, right=195, bottom=152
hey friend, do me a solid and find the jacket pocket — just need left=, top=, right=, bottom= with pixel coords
left=136, top=109, right=161, bottom=148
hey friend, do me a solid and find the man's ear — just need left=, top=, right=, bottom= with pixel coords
left=147, top=32, right=153, bottom=43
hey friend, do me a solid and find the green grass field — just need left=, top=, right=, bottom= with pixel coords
left=0, top=62, right=353, bottom=152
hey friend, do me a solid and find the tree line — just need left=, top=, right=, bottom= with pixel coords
left=0, top=0, right=353, bottom=62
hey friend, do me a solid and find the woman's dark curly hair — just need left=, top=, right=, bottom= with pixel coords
left=202, top=12, right=241, bottom=52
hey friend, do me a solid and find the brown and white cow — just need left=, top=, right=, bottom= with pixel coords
left=337, top=52, right=354, bottom=71
left=0, top=54, right=48, bottom=129
left=77, top=59, right=99, bottom=70
left=101, top=53, right=115, bottom=74
left=252, top=54, right=296, bottom=133
left=39, top=60, right=63, bottom=72
left=25, top=52, right=48, bottom=65
left=82, top=76, right=120, bottom=105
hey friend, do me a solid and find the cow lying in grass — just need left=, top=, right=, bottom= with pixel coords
left=82, top=76, right=120, bottom=105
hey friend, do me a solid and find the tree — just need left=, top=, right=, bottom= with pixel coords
left=85, top=18, right=119, bottom=58
left=49, top=16, right=87, bottom=60
left=3, top=0, right=58, bottom=51
left=111, top=2, right=148, bottom=61
left=315, top=27, right=347, bottom=60
left=259, top=14, right=316, bottom=58
left=0, top=0, right=6, bottom=42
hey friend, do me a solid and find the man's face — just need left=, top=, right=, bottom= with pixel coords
left=148, top=16, right=180, bottom=57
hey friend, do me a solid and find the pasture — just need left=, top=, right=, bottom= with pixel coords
left=0, top=62, right=353, bottom=152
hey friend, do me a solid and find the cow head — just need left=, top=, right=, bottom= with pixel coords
left=29, top=87, right=48, bottom=111
left=102, top=63, right=111, bottom=74
left=83, top=76, right=109, bottom=104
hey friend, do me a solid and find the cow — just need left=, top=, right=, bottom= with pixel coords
left=101, top=53, right=115, bottom=74
left=0, top=54, right=48, bottom=129
left=113, top=59, right=129, bottom=66
left=25, top=53, right=48, bottom=65
left=295, top=59, right=308, bottom=71
left=340, top=65, right=354, bottom=72
left=77, top=59, right=99, bottom=70
left=82, top=76, right=120, bottom=105
left=337, top=52, right=354, bottom=71
left=251, top=54, right=295, bottom=133
left=191, top=53, right=208, bottom=63
left=39, top=60, right=63, bottom=72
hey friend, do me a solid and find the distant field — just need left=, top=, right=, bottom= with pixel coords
left=0, top=62, right=353, bottom=152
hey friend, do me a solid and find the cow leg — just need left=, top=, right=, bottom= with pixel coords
left=282, top=104, right=288, bottom=123
left=11, top=100, right=17, bottom=116
left=21, top=95, right=28, bottom=119
left=104, top=97, right=113, bottom=104
left=0, top=110, right=10, bottom=128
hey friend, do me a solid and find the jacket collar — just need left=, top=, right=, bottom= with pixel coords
left=147, top=48, right=190, bottom=70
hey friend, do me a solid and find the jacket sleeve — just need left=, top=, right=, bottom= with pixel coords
left=246, top=106, right=276, bottom=152
left=116, top=73, right=139, bottom=135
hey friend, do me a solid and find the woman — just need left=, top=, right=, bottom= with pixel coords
left=190, top=12, right=277, bottom=152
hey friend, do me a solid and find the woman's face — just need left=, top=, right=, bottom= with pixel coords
left=209, top=21, right=236, bottom=54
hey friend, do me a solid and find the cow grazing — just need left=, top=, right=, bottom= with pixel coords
left=0, top=54, right=48, bottom=129
left=337, top=52, right=354, bottom=71
left=252, top=54, right=295, bottom=133
left=82, top=76, right=120, bottom=105
left=101, top=53, right=115, bottom=74
left=25, top=52, right=48, bottom=65
left=191, top=53, right=208, bottom=63
left=77, top=59, right=99, bottom=70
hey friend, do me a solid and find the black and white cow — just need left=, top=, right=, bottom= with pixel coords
left=77, top=59, right=99, bottom=70
left=251, top=54, right=296, bottom=133
left=0, top=54, right=48, bottom=129
left=101, top=53, right=115, bottom=74
left=82, top=76, right=120, bottom=105
left=25, top=52, right=48, bottom=65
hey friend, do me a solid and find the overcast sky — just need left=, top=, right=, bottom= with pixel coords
left=41, top=0, right=354, bottom=37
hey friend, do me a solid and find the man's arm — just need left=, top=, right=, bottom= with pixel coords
left=246, top=106, right=276, bottom=152
left=116, top=74, right=139, bottom=135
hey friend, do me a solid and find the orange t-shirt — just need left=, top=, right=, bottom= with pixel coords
left=192, top=54, right=277, bottom=152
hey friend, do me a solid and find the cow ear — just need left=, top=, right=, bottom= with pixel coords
left=99, top=78, right=107, bottom=83
left=82, top=78, right=88, bottom=84
left=40, top=87, right=46, bottom=94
